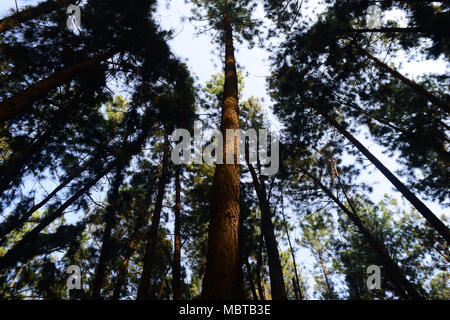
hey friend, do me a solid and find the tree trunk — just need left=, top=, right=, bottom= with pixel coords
left=111, top=237, right=135, bottom=300
left=172, top=165, right=182, bottom=300
left=245, top=259, right=258, bottom=301
left=157, top=267, right=170, bottom=300
left=0, top=50, right=116, bottom=122
left=0, top=128, right=54, bottom=196
left=246, top=161, right=287, bottom=300
left=0, top=163, right=113, bottom=271
left=299, top=166, right=425, bottom=300
left=357, top=46, right=450, bottom=115
left=255, top=233, right=265, bottom=300
left=0, top=0, right=72, bottom=34
left=136, top=133, right=169, bottom=300
left=91, top=164, right=125, bottom=299
left=201, top=13, right=244, bottom=299
left=315, top=107, right=450, bottom=245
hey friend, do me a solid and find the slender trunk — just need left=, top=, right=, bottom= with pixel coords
left=0, top=163, right=85, bottom=241
left=111, top=238, right=135, bottom=300
left=172, top=165, right=182, bottom=300
left=280, top=196, right=302, bottom=300
left=0, top=50, right=116, bottom=122
left=0, top=163, right=113, bottom=271
left=340, top=97, right=450, bottom=161
left=315, top=107, right=450, bottom=245
left=299, top=166, right=424, bottom=300
left=317, top=251, right=334, bottom=299
left=202, top=13, right=243, bottom=299
left=246, top=160, right=287, bottom=300
left=357, top=46, right=450, bottom=115
left=137, top=133, right=169, bottom=300
left=91, top=164, right=125, bottom=299
left=157, top=267, right=170, bottom=300
left=255, top=233, right=265, bottom=300
left=0, top=0, right=72, bottom=34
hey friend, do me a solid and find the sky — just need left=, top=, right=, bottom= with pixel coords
left=0, top=0, right=448, bottom=298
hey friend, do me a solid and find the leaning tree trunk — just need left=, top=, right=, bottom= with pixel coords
left=246, top=160, right=287, bottom=300
left=201, top=13, right=244, bottom=299
left=0, top=0, right=72, bottom=34
left=300, top=166, right=424, bottom=300
left=315, top=107, right=450, bottom=245
left=172, top=165, right=182, bottom=300
left=0, top=163, right=114, bottom=271
left=136, top=133, right=170, bottom=300
left=0, top=50, right=116, bottom=122
left=0, top=162, right=86, bottom=241
left=357, top=46, right=450, bottom=115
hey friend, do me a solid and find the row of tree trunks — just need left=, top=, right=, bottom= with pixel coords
left=0, top=0, right=72, bottom=34
left=201, top=12, right=244, bottom=299
left=136, top=132, right=170, bottom=300
left=357, top=46, right=450, bottom=115
left=0, top=50, right=116, bottom=122
left=299, top=166, right=424, bottom=300
left=314, top=106, right=450, bottom=245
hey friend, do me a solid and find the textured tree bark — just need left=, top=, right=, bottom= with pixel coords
left=357, top=46, right=450, bottom=115
left=315, top=107, right=450, bottom=245
left=201, top=13, right=244, bottom=299
left=0, top=50, right=116, bottom=122
left=0, top=0, right=72, bottom=34
left=299, top=166, right=424, bottom=300
left=246, top=161, right=287, bottom=300
left=172, top=165, right=182, bottom=300
left=137, top=133, right=169, bottom=300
